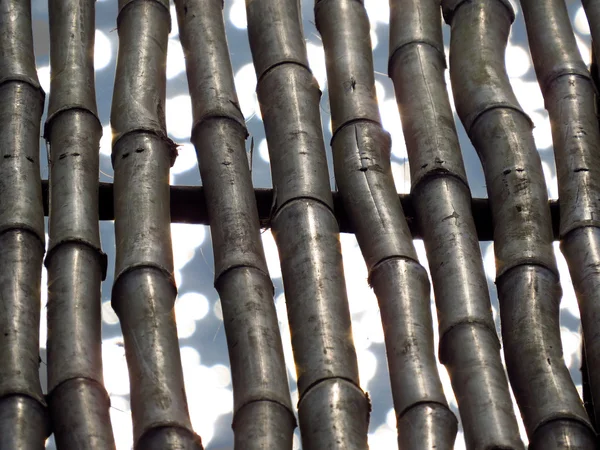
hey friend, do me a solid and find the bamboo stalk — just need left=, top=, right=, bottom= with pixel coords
left=0, top=1, right=49, bottom=448
left=443, top=0, right=596, bottom=446
left=582, top=0, right=600, bottom=72
left=313, top=0, right=457, bottom=447
left=110, top=1, right=203, bottom=448
left=387, top=0, right=523, bottom=448
left=174, top=0, right=296, bottom=448
left=44, top=1, right=116, bottom=448
left=520, top=0, right=600, bottom=438
left=245, top=1, right=371, bottom=448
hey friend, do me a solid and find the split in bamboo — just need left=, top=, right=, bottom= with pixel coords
left=44, top=1, right=116, bottom=448
left=110, top=1, right=203, bottom=448
left=387, top=0, right=523, bottom=448
left=0, top=1, right=49, bottom=448
left=314, top=0, right=457, bottom=447
left=520, top=0, right=600, bottom=438
left=174, top=0, right=296, bottom=448
left=443, top=0, right=596, bottom=446
left=245, top=0, right=371, bottom=448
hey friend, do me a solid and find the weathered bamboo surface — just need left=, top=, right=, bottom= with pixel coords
left=245, top=0, right=370, bottom=448
left=388, top=0, right=522, bottom=448
left=521, top=0, right=600, bottom=438
left=0, top=1, right=49, bottom=448
left=443, top=0, right=597, bottom=447
left=3, top=0, right=599, bottom=448
left=174, top=0, right=296, bottom=447
left=44, top=0, right=116, bottom=448
left=314, top=0, right=457, bottom=447
left=110, top=0, right=203, bottom=448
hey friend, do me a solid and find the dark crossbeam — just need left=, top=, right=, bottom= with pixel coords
left=39, top=180, right=561, bottom=240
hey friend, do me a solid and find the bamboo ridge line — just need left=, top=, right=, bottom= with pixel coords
left=37, top=180, right=561, bottom=240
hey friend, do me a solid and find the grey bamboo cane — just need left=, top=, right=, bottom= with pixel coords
left=582, top=1, right=600, bottom=67
left=110, top=1, right=203, bottom=448
left=520, top=0, right=600, bottom=434
left=44, top=1, right=116, bottom=448
left=388, top=0, right=523, bottom=448
left=174, top=0, right=296, bottom=448
left=0, top=1, right=49, bottom=449
left=245, top=1, right=371, bottom=448
left=313, top=1, right=457, bottom=448
left=443, top=0, right=597, bottom=447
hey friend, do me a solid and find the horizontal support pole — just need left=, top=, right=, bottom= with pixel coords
left=40, top=180, right=560, bottom=241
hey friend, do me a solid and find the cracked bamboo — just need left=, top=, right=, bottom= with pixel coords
left=388, top=0, right=523, bottom=448
left=44, top=1, right=116, bottom=448
left=110, top=1, right=203, bottom=448
left=443, top=0, right=596, bottom=446
left=245, top=0, right=371, bottom=448
left=521, top=0, right=600, bottom=437
left=174, top=0, right=296, bottom=447
left=0, top=1, right=49, bottom=448
left=314, top=0, right=457, bottom=448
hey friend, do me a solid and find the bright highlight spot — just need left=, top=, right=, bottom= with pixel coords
left=170, top=6, right=179, bottom=38
left=380, top=99, right=408, bottom=160
left=364, top=0, right=390, bottom=25
left=575, top=7, right=591, bottom=36
left=561, top=326, right=580, bottom=370
left=261, top=230, right=282, bottom=279
left=554, top=242, right=580, bottom=319
left=176, top=292, right=210, bottom=321
left=541, top=160, right=559, bottom=200
left=99, top=125, right=113, bottom=157
left=94, top=30, right=112, bottom=71
left=390, top=160, right=410, bottom=194
left=307, top=42, right=327, bottom=90
left=229, top=0, right=247, bottom=30
left=37, top=66, right=50, bottom=94
left=102, top=338, right=130, bottom=396
left=275, top=294, right=297, bottom=382
left=511, top=79, right=545, bottom=115
left=171, top=223, right=206, bottom=270
left=166, top=95, right=193, bottom=139
left=172, top=143, right=198, bottom=175
left=102, top=300, right=119, bottom=325
left=234, top=63, right=258, bottom=120
left=505, top=44, right=531, bottom=78
left=530, top=111, right=553, bottom=150
left=357, top=349, right=377, bottom=390
left=167, top=38, right=186, bottom=79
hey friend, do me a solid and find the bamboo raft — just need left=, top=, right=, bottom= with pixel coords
left=1, top=0, right=599, bottom=449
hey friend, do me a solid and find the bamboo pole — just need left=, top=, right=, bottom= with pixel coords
left=245, top=1, right=371, bottom=448
left=0, top=1, right=49, bottom=448
left=443, top=0, right=596, bottom=446
left=387, top=0, right=523, bottom=448
left=582, top=1, right=600, bottom=72
left=313, top=1, right=457, bottom=448
left=44, top=1, right=116, bottom=448
left=110, top=1, right=203, bottom=448
left=174, top=0, right=296, bottom=447
left=520, top=0, right=600, bottom=436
